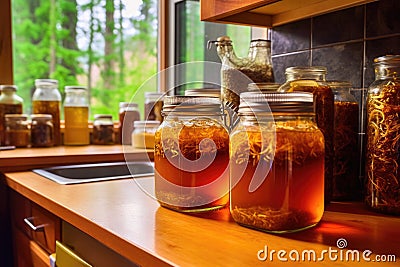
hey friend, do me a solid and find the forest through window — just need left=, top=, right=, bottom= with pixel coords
left=12, top=0, right=158, bottom=119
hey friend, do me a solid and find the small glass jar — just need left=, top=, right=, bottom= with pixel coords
left=230, top=92, right=325, bottom=233
left=31, top=114, right=54, bottom=147
left=154, top=96, right=230, bottom=212
left=5, top=114, right=30, bottom=147
left=329, top=81, right=361, bottom=201
left=64, top=86, right=89, bottom=145
left=278, top=66, right=334, bottom=203
left=119, top=102, right=141, bottom=145
left=144, top=92, right=164, bottom=122
left=92, top=114, right=114, bottom=145
left=32, top=79, right=61, bottom=146
left=366, top=55, right=400, bottom=215
left=132, top=120, right=160, bottom=149
left=0, top=85, right=23, bottom=146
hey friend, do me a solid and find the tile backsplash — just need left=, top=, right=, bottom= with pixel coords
left=270, top=0, right=400, bottom=179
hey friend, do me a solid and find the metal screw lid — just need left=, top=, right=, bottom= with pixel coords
left=162, top=96, right=223, bottom=115
left=238, top=92, right=314, bottom=115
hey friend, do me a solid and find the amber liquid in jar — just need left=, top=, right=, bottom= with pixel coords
left=0, top=103, right=22, bottom=145
left=64, top=106, right=89, bottom=145
left=333, top=101, right=360, bottom=200
left=6, top=129, right=30, bottom=147
left=230, top=122, right=325, bottom=233
left=32, top=100, right=61, bottom=145
left=287, top=85, right=333, bottom=203
left=154, top=118, right=229, bottom=212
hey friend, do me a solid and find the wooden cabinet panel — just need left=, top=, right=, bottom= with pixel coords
left=10, top=189, right=32, bottom=239
left=13, top=227, right=50, bottom=267
left=200, top=0, right=376, bottom=27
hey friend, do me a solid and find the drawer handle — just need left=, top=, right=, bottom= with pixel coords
left=23, top=217, right=46, bottom=232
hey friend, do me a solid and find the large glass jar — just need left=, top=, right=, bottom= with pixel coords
left=154, top=96, right=230, bottom=212
left=0, top=85, right=23, bottom=146
left=366, top=55, right=400, bottom=215
left=210, top=36, right=274, bottom=110
left=64, top=86, right=89, bottom=145
left=278, top=66, right=334, bottom=203
left=329, top=81, right=361, bottom=200
left=230, top=92, right=325, bottom=233
left=32, top=79, right=61, bottom=146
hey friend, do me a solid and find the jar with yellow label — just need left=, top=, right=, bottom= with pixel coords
left=154, top=96, right=229, bottom=212
left=230, top=92, right=325, bottom=233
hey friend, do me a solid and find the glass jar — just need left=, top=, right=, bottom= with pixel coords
left=119, top=102, right=141, bottom=145
left=92, top=114, right=114, bottom=145
left=210, top=36, right=274, bottom=110
left=278, top=66, right=334, bottom=203
left=230, top=92, right=325, bottom=233
left=5, top=114, right=30, bottom=147
left=64, top=86, right=89, bottom=145
left=132, top=120, right=160, bottom=149
left=154, top=96, right=230, bottom=212
left=366, top=55, right=400, bottom=215
left=32, top=79, right=61, bottom=146
left=144, top=92, right=164, bottom=122
left=0, top=85, right=23, bottom=146
left=329, top=81, right=361, bottom=200
left=31, top=114, right=54, bottom=147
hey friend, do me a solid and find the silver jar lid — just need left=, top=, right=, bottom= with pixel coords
left=238, top=92, right=314, bottom=115
left=162, top=96, right=223, bottom=115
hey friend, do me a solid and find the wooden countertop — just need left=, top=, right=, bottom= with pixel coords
left=0, top=145, right=153, bottom=172
left=4, top=170, right=400, bottom=266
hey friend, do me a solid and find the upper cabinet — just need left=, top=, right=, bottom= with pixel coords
left=200, top=0, right=376, bottom=27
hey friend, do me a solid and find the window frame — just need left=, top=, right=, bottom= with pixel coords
left=0, top=0, right=13, bottom=84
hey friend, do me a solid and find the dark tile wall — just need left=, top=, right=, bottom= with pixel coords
left=270, top=0, right=400, bottom=179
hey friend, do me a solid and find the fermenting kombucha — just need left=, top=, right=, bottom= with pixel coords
left=64, top=106, right=89, bottom=145
left=154, top=118, right=229, bottom=212
left=230, top=122, right=325, bottom=233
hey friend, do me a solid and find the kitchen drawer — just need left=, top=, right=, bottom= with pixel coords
left=10, top=190, right=61, bottom=254
left=31, top=203, right=61, bottom=253
left=10, top=189, right=32, bottom=239
left=13, top=227, right=50, bottom=267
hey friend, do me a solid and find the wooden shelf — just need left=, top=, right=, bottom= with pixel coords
left=201, top=0, right=377, bottom=27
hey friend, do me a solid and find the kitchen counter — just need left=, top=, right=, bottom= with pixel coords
left=4, top=168, right=400, bottom=266
left=0, top=145, right=153, bottom=172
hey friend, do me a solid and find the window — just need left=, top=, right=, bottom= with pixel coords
left=11, top=0, right=158, bottom=119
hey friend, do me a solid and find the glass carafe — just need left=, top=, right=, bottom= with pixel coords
left=208, top=36, right=274, bottom=110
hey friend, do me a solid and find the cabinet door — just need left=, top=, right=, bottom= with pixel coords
left=13, top=227, right=50, bottom=267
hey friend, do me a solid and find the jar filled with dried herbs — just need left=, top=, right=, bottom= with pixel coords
left=92, top=114, right=115, bottom=145
left=230, top=92, right=324, bottom=233
left=154, top=96, right=229, bottom=212
left=278, top=66, right=334, bottom=204
left=366, top=55, right=400, bottom=215
left=329, top=81, right=361, bottom=201
left=5, top=114, right=30, bottom=147
left=209, top=36, right=274, bottom=110
left=31, top=114, right=54, bottom=147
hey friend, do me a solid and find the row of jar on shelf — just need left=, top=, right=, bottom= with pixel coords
left=0, top=79, right=165, bottom=147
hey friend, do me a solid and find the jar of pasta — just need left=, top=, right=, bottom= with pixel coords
left=278, top=66, right=333, bottom=203
left=366, top=55, right=400, bottom=215
left=230, top=92, right=324, bottom=233
left=329, top=81, right=361, bottom=200
left=154, top=96, right=229, bottom=212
